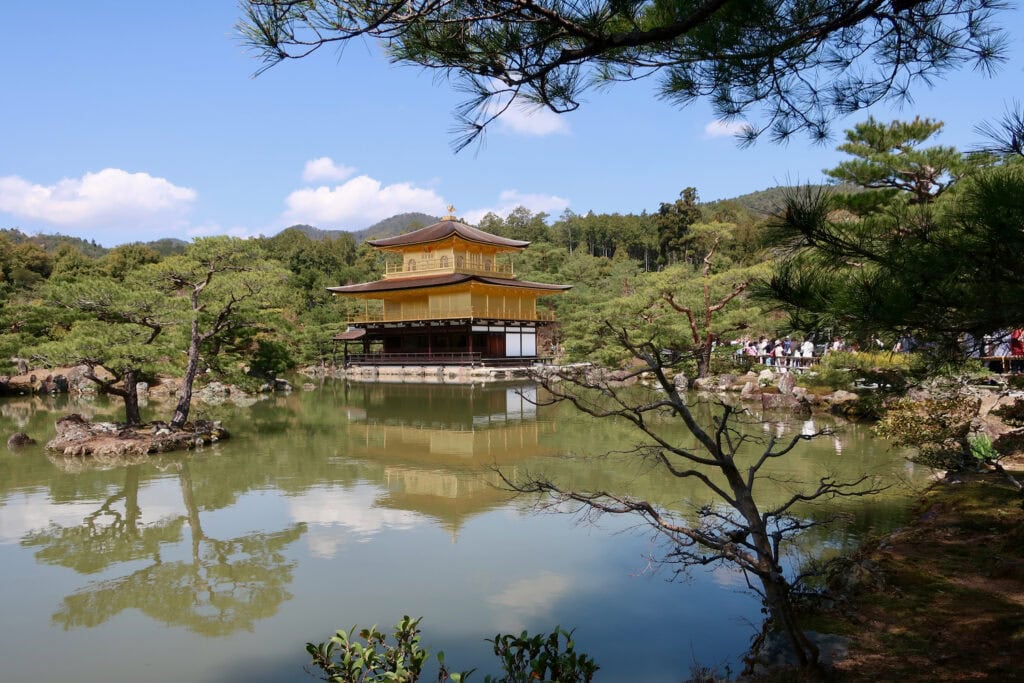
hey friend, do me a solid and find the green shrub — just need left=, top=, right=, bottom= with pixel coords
left=795, top=367, right=853, bottom=391
left=818, top=351, right=911, bottom=390
left=818, top=351, right=912, bottom=374
left=250, top=339, right=294, bottom=377
left=484, top=628, right=598, bottom=683
left=969, top=434, right=999, bottom=461
left=875, top=394, right=981, bottom=471
left=307, top=616, right=470, bottom=683
left=306, top=618, right=598, bottom=683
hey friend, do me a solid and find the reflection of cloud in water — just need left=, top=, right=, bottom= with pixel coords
left=709, top=564, right=748, bottom=590
left=487, top=572, right=571, bottom=632
left=0, top=482, right=182, bottom=545
left=0, top=494, right=100, bottom=545
left=288, top=485, right=427, bottom=558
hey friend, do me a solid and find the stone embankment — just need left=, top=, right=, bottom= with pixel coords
left=0, top=365, right=293, bottom=407
left=560, top=365, right=870, bottom=417
left=45, top=414, right=228, bottom=457
left=688, top=368, right=867, bottom=416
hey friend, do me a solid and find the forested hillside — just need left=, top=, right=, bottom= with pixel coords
left=0, top=185, right=785, bottom=377
left=284, top=212, right=440, bottom=244
left=4, top=115, right=1016, bottom=385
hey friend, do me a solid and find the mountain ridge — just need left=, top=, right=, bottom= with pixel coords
left=3, top=185, right=855, bottom=250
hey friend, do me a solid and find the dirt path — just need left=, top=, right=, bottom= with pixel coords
left=822, top=468, right=1024, bottom=681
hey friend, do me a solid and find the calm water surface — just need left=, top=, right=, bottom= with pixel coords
left=0, top=381, right=921, bottom=682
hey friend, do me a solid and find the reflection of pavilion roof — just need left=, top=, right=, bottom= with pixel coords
left=342, top=383, right=542, bottom=430
left=377, top=485, right=512, bottom=535
left=346, top=421, right=556, bottom=464
left=367, top=220, right=529, bottom=249
left=345, top=420, right=556, bottom=534
left=327, top=273, right=572, bottom=295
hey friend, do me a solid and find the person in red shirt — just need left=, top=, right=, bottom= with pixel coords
left=1011, top=329, right=1024, bottom=373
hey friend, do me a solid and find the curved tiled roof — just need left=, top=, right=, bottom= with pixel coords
left=367, top=220, right=530, bottom=249
left=327, top=273, right=571, bottom=295
left=332, top=328, right=367, bottom=341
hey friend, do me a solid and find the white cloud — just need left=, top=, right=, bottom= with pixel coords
left=495, top=101, right=570, bottom=137
left=463, top=190, right=570, bottom=225
left=0, top=168, right=196, bottom=236
left=480, top=80, right=570, bottom=138
left=282, top=174, right=447, bottom=228
left=301, top=157, right=357, bottom=183
left=703, top=120, right=748, bottom=139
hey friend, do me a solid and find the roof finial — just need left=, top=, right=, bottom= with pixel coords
left=445, top=204, right=457, bottom=220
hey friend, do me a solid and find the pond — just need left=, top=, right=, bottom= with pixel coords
left=0, top=381, right=922, bottom=682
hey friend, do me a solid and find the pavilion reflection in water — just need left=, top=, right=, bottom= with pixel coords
left=338, top=382, right=558, bottom=533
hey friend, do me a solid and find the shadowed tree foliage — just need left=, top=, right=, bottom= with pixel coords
left=765, top=116, right=1024, bottom=355
left=240, top=0, right=1008, bottom=149
left=765, top=171, right=1024, bottom=354
left=973, top=102, right=1024, bottom=158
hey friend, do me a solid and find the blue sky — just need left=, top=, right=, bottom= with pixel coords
left=2, top=2, right=1022, bottom=246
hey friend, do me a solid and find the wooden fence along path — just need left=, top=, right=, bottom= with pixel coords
left=739, top=354, right=823, bottom=371
left=979, top=356, right=1024, bottom=372
left=739, top=354, right=1024, bottom=373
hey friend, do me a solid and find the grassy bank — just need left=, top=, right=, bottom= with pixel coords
left=803, top=467, right=1024, bottom=681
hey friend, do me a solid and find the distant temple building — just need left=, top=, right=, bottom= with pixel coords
left=329, top=211, right=571, bottom=365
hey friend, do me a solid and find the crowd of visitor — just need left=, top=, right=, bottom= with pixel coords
left=732, top=328, right=1024, bottom=373
left=973, top=329, right=1024, bottom=373
left=734, top=336, right=821, bottom=369
left=733, top=333, right=908, bottom=370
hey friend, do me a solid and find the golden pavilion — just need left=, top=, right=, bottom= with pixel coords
left=328, top=213, right=571, bottom=365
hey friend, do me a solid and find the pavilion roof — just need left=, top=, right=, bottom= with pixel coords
left=367, top=220, right=529, bottom=250
left=332, top=328, right=367, bottom=341
left=327, top=273, right=571, bottom=295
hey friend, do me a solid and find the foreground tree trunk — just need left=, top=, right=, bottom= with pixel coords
left=511, top=326, right=879, bottom=675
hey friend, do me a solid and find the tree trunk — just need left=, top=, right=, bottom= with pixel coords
left=760, top=573, right=820, bottom=671
left=122, top=368, right=142, bottom=427
left=179, top=461, right=204, bottom=564
left=124, top=466, right=141, bottom=533
left=732, top=482, right=821, bottom=673
left=695, top=344, right=713, bottom=379
left=171, top=325, right=202, bottom=428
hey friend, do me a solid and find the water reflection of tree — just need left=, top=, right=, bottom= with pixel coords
left=22, top=459, right=304, bottom=637
left=22, top=465, right=185, bottom=574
